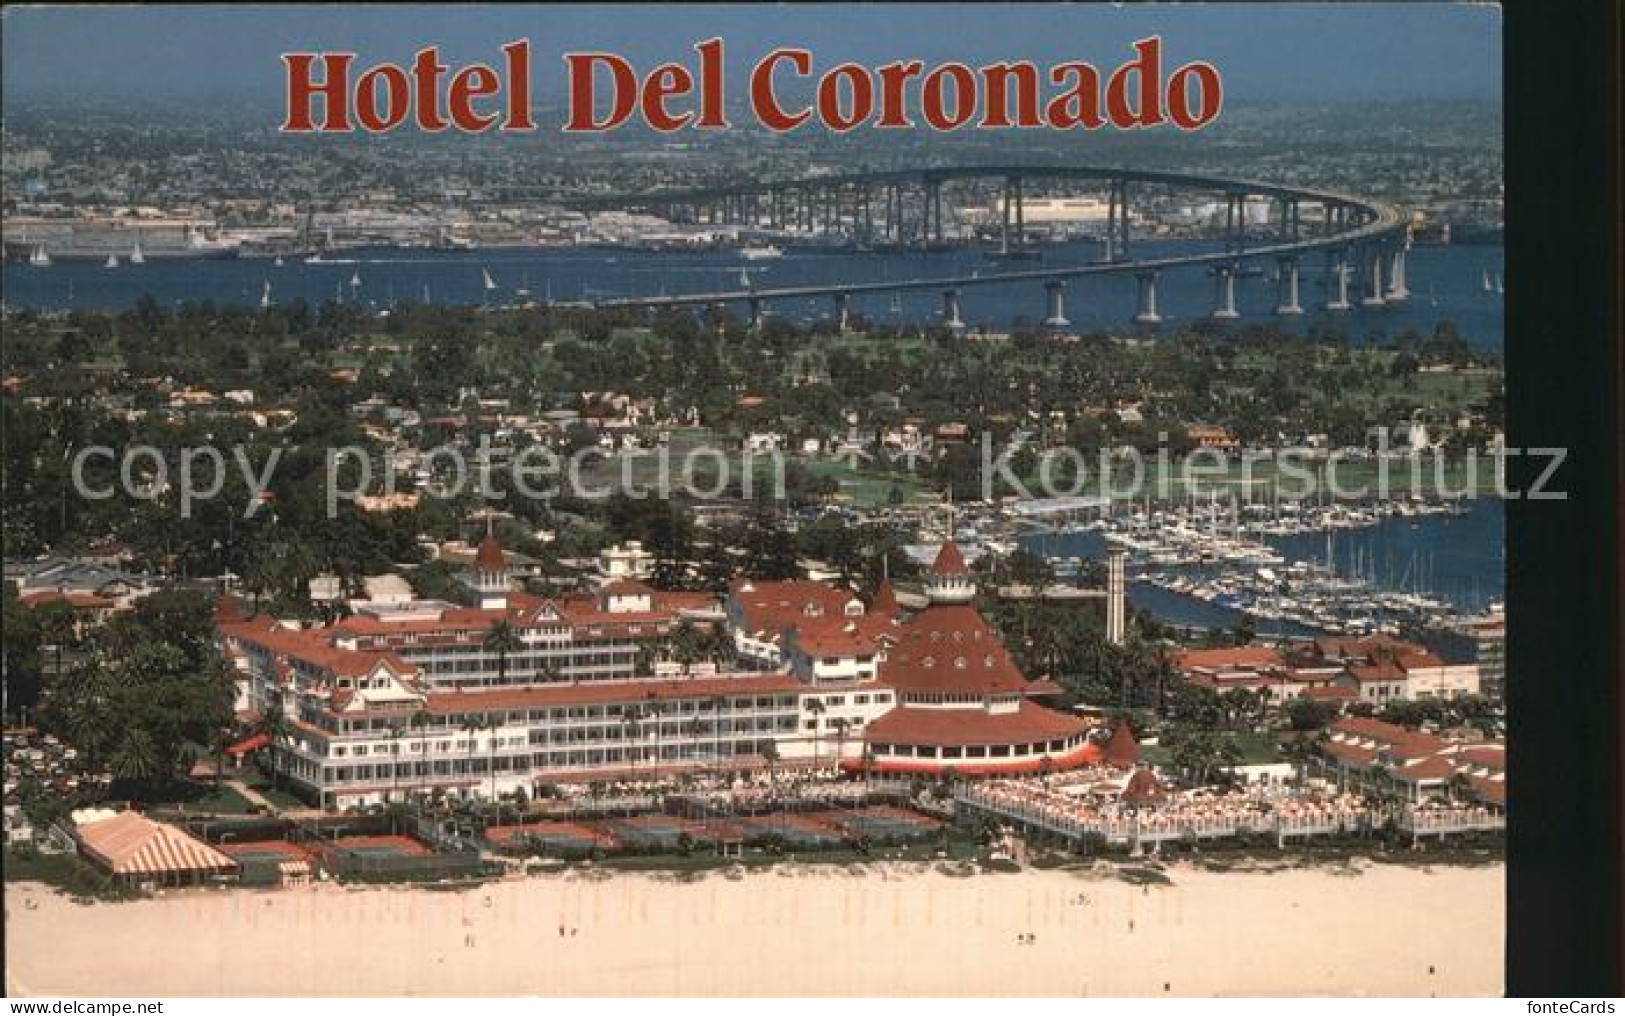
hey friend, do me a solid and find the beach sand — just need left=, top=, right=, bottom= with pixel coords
left=5, top=859, right=1502, bottom=997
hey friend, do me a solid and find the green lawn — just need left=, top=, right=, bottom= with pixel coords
left=243, top=777, right=309, bottom=811
left=128, top=780, right=259, bottom=817
left=1141, top=731, right=1284, bottom=768
left=800, top=459, right=930, bottom=506
left=4, top=847, right=136, bottom=900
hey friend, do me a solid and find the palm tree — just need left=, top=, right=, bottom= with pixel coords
left=670, top=620, right=704, bottom=668
left=482, top=620, right=523, bottom=687
left=111, top=728, right=161, bottom=785
left=830, top=717, right=851, bottom=769
left=34, top=602, right=78, bottom=679
left=620, top=707, right=644, bottom=774
left=409, top=705, right=433, bottom=754
left=460, top=715, right=489, bottom=804
left=760, top=739, right=781, bottom=788
left=715, top=692, right=734, bottom=764
left=256, top=697, right=293, bottom=792
left=806, top=698, right=827, bottom=768
left=645, top=698, right=669, bottom=771
left=683, top=716, right=707, bottom=771
left=385, top=722, right=405, bottom=804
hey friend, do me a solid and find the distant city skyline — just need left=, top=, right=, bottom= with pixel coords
left=3, top=3, right=1501, bottom=114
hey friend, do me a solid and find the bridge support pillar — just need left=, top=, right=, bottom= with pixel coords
left=747, top=296, right=763, bottom=332
left=1013, top=176, right=1024, bottom=248
left=1000, top=177, right=1013, bottom=254
left=1361, top=249, right=1387, bottom=308
left=1042, top=281, right=1070, bottom=331
left=1327, top=252, right=1352, bottom=311
left=1212, top=264, right=1240, bottom=320
left=941, top=289, right=965, bottom=332
left=1387, top=248, right=1409, bottom=301
left=1107, top=179, right=1129, bottom=260
left=1275, top=257, right=1303, bottom=315
left=1134, top=271, right=1162, bottom=325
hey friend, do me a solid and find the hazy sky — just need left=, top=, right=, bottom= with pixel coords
left=3, top=3, right=1502, bottom=109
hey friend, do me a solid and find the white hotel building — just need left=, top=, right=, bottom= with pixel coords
left=220, top=536, right=1093, bottom=809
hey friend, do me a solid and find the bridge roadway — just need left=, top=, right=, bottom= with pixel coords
left=569, top=163, right=1392, bottom=209
left=577, top=165, right=1408, bottom=312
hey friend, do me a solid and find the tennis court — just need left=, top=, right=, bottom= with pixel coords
left=486, top=821, right=607, bottom=853
left=219, top=840, right=316, bottom=864
left=323, top=834, right=433, bottom=858
left=824, top=806, right=945, bottom=841
left=603, top=815, right=710, bottom=850
left=738, top=813, right=845, bottom=846
left=218, top=840, right=317, bottom=885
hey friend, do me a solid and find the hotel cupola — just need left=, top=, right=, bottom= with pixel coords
left=467, top=534, right=510, bottom=610
left=925, top=540, right=976, bottom=604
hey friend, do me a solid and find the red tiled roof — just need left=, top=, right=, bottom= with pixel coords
left=1103, top=719, right=1139, bottom=767
left=1323, top=740, right=1380, bottom=766
left=474, top=535, right=506, bottom=572
left=225, top=733, right=271, bottom=757
left=729, top=579, right=863, bottom=637
left=870, top=580, right=899, bottom=615
left=1466, top=774, right=1506, bottom=805
left=601, top=579, right=655, bottom=596
left=222, top=620, right=417, bottom=678
left=22, top=590, right=116, bottom=609
left=1396, top=650, right=1447, bottom=670
left=931, top=541, right=969, bottom=576
left=1346, top=663, right=1407, bottom=684
left=426, top=673, right=802, bottom=714
left=1327, top=716, right=1449, bottom=763
left=881, top=604, right=1032, bottom=695
left=1175, top=646, right=1284, bottom=670
left=863, top=700, right=1085, bottom=747
left=1452, top=746, right=1506, bottom=770
left=656, top=590, right=723, bottom=613
left=1122, top=766, right=1164, bottom=803
left=1394, top=756, right=1458, bottom=782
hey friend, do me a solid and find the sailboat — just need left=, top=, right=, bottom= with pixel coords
left=104, top=253, right=120, bottom=269
left=515, top=271, right=531, bottom=298
left=349, top=270, right=362, bottom=289
left=29, top=245, right=51, bottom=267
left=1481, top=269, right=1493, bottom=293
left=273, top=256, right=285, bottom=268
left=738, top=267, right=753, bottom=289
left=260, top=280, right=273, bottom=310
left=1493, top=272, right=1504, bottom=295
left=482, top=268, right=497, bottom=292
left=129, top=237, right=145, bottom=265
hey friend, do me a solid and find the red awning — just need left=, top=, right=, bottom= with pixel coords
left=225, top=733, right=271, bottom=757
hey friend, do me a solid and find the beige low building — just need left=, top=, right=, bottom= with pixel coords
left=75, top=811, right=238, bottom=888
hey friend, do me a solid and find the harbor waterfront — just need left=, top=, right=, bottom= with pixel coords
left=1022, top=497, right=1503, bottom=634
left=2, top=240, right=1506, bottom=350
